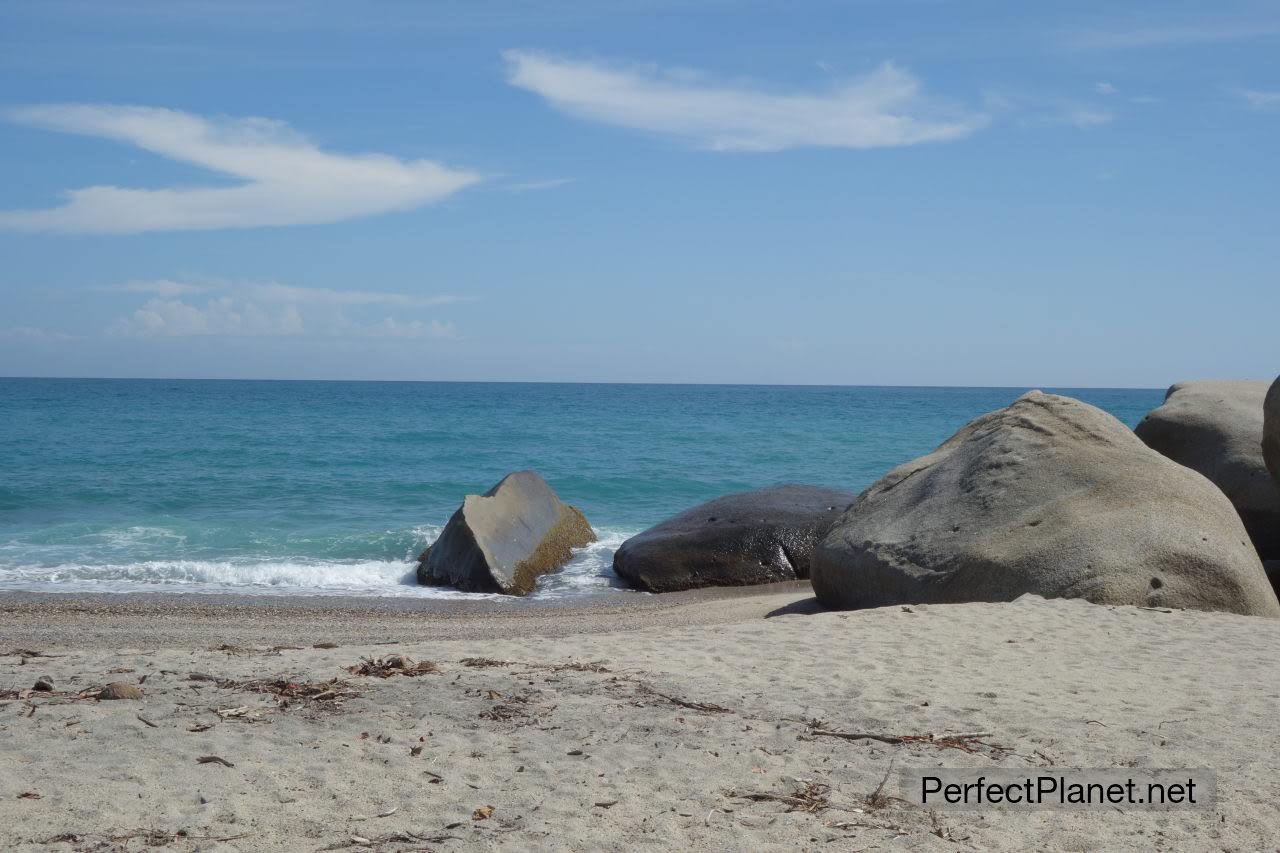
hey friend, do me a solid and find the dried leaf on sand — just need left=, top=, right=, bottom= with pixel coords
left=346, top=654, right=439, bottom=678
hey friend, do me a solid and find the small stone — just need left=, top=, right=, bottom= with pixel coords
left=98, top=682, right=144, bottom=701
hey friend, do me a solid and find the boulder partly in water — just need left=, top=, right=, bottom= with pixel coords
left=613, top=485, right=855, bottom=592
left=417, top=471, right=595, bottom=595
left=811, top=391, right=1280, bottom=618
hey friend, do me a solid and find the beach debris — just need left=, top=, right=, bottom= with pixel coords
left=32, top=677, right=54, bottom=692
left=214, top=706, right=270, bottom=722
left=95, top=682, right=144, bottom=701
left=634, top=682, right=731, bottom=714
left=809, top=726, right=999, bottom=754
left=18, top=791, right=42, bottom=800
left=594, top=800, right=618, bottom=809
left=472, top=805, right=495, bottom=821
left=320, top=831, right=462, bottom=850
left=726, top=779, right=831, bottom=813
left=346, top=654, right=438, bottom=678
left=136, top=714, right=159, bottom=728
left=209, top=643, right=299, bottom=656
left=865, top=763, right=898, bottom=810
left=313, top=641, right=339, bottom=649
left=188, top=722, right=215, bottom=732
left=197, top=755, right=235, bottom=767
left=187, top=672, right=218, bottom=682
left=460, top=657, right=511, bottom=668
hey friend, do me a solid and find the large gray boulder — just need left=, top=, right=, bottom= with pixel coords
left=1135, top=380, right=1280, bottom=560
left=417, top=471, right=595, bottom=595
left=811, top=391, right=1280, bottom=618
left=613, top=485, right=855, bottom=592
left=1266, top=376, right=1280, bottom=495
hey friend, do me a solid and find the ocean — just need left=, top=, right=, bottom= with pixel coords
left=0, top=379, right=1162, bottom=600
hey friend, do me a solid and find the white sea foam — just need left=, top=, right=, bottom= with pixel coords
left=0, top=527, right=642, bottom=600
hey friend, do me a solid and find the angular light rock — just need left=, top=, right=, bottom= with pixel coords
left=1136, top=380, right=1279, bottom=560
left=613, top=485, right=855, bottom=592
left=417, top=471, right=595, bottom=595
left=811, top=391, right=1280, bottom=617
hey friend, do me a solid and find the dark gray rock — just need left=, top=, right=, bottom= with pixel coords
left=811, top=391, right=1280, bottom=617
left=1136, top=380, right=1280, bottom=560
left=612, top=485, right=855, bottom=592
left=1266, top=376, right=1280, bottom=498
left=417, top=471, right=595, bottom=595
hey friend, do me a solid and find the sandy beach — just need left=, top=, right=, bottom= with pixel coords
left=3, top=587, right=1278, bottom=852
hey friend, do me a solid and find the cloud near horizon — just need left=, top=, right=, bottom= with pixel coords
left=503, top=50, right=987, bottom=152
left=0, top=105, right=481, bottom=233
left=105, top=279, right=465, bottom=340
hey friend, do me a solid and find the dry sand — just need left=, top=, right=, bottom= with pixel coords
left=2, top=586, right=1278, bottom=851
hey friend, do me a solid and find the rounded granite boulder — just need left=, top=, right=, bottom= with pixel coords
left=613, top=485, right=856, bottom=593
left=1135, top=380, right=1280, bottom=560
left=811, top=391, right=1280, bottom=617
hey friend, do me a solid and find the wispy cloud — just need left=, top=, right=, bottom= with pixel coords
left=1095, top=82, right=1118, bottom=96
left=1236, top=89, right=1280, bottom=110
left=502, top=177, right=576, bottom=192
left=504, top=50, right=987, bottom=152
left=0, top=105, right=481, bottom=233
left=97, top=279, right=210, bottom=296
left=1059, top=106, right=1115, bottom=128
left=1068, top=18, right=1280, bottom=51
left=105, top=278, right=466, bottom=339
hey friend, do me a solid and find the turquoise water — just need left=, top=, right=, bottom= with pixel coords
left=0, top=379, right=1162, bottom=599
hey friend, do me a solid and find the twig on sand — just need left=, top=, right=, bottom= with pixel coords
left=634, top=682, right=732, bottom=714
left=136, top=714, right=158, bottom=728
left=196, top=755, right=235, bottom=767
left=726, top=779, right=831, bottom=813
left=219, top=676, right=360, bottom=707
left=865, top=761, right=898, bottom=810
left=812, top=728, right=997, bottom=753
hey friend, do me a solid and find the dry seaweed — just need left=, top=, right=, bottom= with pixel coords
left=346, top=654, right=439, bottom=678
left=726, top=779, right=831, bottom=813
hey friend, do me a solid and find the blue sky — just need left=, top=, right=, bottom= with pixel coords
left=0, top=0, right=1276, bottom=386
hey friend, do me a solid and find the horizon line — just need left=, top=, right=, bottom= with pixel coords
left=0, top=374, right=1171, bottom=391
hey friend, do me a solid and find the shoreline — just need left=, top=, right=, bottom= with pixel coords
left=0, top=581, right=816, bottom=650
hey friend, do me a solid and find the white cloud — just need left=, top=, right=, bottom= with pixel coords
left=0, top=105, right=481, bottom=233
left=98, top=279, right=210, bottom=296
left=1095, top=82, right=1118, bottom=95
left=111, top=296, right=306, bottom=337
left=1237, top=89, right=1280, bottom=110
left=503, top=50, right=986, bottom=152
left=105, top=278, right=465, bottom=340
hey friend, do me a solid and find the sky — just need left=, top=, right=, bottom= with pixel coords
left=0, top=0, right=1276, bottom=387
